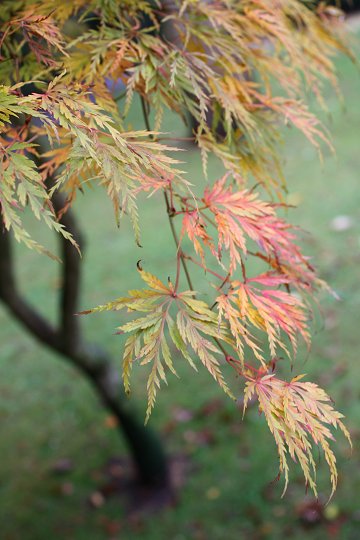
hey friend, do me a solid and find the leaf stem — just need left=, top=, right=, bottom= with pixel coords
left=174, top=250, right=181, bottom=293
left=141, top=96, right=152, bottom=134
left=163, top=195, right=230, bottom=359
left=140, top=98, right=230, bottom=363
left=183, top=253, right=228, bottom=283
left=163, top=190, right=194, bottom=291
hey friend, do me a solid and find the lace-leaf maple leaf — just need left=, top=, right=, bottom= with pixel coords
left=218, top=274, right=311, bottom=362
left=180, top=210, right=216, bottom=264
left=243, top=371, right=352, bottom=498
left=35, top=77, right=188, bottom=245
left=83, top=268, right=234, bottom=421
left=202, top=174, right=310, bottom=274
left=0, top=88, right=77, bottom=256
left=5, top=10, right=67, bottom=67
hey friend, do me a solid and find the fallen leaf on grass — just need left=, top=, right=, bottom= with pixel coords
left=183, top=428, right=216, bottom=447
left=297, top=499, right=324, bottom=527
left=51, top=458, right=73, bottom=475
left=205, top=486, right=221, bottom=500
left=89, top=491, right=105, bottom=508
left=98, top=515, right=122, bottom=536
left=60, top=481, right=74, bottom=496
left=329, top=215, right=354, bottom=232
left=104, top=415, right=119, bottom=428
left=172, top=407, right=194, bottom=423
left=197, top=398, right=223, bottom=418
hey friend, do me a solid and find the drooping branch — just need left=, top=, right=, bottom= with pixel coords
left=0, top=220, right=99, bottom=363
left=0, top=221, right=169, bottom=487
left=0, top=228, right=60, bottom=350
left=51, top=191, right=84, bottom=355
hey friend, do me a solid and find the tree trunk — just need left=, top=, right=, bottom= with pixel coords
left=64, top=342, right=170, bottom=487
left=0, top=225, right=169, bottom=488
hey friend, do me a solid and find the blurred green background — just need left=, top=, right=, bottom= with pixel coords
left=0, top=24, right=359, bottom=540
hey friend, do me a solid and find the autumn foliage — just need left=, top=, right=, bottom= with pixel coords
left=0, top=0, right=353, bottom=497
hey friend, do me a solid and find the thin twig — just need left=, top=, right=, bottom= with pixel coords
left=140, top=98, right=231, bottom=363
left=164, top=191, right=194, bottom=291
left=0, top=229, right=61, bottom=350
left=183, top=254, right=227, bottom=282
left=141, top=96, right=152, bottom=134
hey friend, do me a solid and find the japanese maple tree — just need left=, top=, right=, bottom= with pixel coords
left=0, top=0, right=353, bottom=497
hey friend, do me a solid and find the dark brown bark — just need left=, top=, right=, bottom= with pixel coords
left=0, top=215, right=169, bottom=487
left=52, top=191, right=84, bottom=355
left=0, top=229, right=60, bottom=350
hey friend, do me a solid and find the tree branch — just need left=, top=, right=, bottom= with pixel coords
left=51, top=191, right=84, bottom=355
left=163, top=190, right=194, bottom=291
left=0, top=228, right=60, bottom=350
left=140, top=98, right=230, bottom=362
left=0, top=225, right=168, bottom=487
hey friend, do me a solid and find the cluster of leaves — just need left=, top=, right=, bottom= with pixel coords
left=0, top=0, right=353, bottom=496
left=87, top=267, right=234, bottom=422
left=242, top=369, right=352, bottom=498
left=0, top=78, right=184, bottom=253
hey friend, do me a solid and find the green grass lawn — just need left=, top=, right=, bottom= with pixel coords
left=0, top=31, right=359, bottom=540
